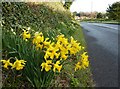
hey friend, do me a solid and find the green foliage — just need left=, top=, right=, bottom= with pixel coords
left=97, top=12, right=103, bottom=19
left=2, top=2, right=82, bottom=41
left=2, top=29, right=55, bottom=88
left=2, top=2, right=90, bottom=88
left=106, top=1, right=120, bottom=21
left=72, top=11, right=77, bottom=17
left=63, top=2, right=72, bottom=9
left=70, top=75, right=79, bottom=87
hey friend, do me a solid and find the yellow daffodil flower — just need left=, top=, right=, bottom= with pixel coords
left=57, top=35, right=64, bottom=41
left=81, top=52, right=88, bottom=59
left=22, top=30, right=31, bottom=40
left=11, top=59, right=26, bottom=70
left=57, top=35, right=69, bottom=47
left=81, top=60, right=89, bottom=69
left=0, top=59, right=12, bottom=69
left=55, top=41, right=62, bottom=49
left=81, top=52, right=89, bottom=69
left=61, top=54, right=68, bottom=60
left=33, top=32, right=44, bottom=45
left=69, top=47, right=77, bottom=55
left=75, top=52, right=89, bottom=71
left=41, top=60, right=52, bottom=72
left=43, top=38, right=51, bottom=48
left=69, top=37, right=81, bottom=55
left=36, top=44, right=43, bottom=50
left=60, top=51, right=68, bottom=60
left=75, top=62, right=81, bottom=71
left=44, top=43, right=59, bottom=60
left=53, top=61, right=62, bottom=72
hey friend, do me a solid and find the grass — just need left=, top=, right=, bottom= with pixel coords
left=89, top=21, right=119, bottom=25
left=50, top=23, right=94, bottom=87
left=51, top=57, right=95, bottom=87
left=80, top=19, right=120, bottom=25
left=2, top=2, right=94, bottom=88
left=70, top=25, right=94, bottom=87
left=97, top=21, right=120, bottom=24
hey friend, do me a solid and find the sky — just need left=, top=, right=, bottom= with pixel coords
left=70, top=0, right=119, bottom=13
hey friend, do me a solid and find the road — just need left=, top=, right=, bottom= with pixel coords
left=80, top=22, right=119, bottom=87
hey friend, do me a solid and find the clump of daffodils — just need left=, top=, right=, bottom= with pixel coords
left=22, top=31, right=89, bottom=72
left=75, top=52, right=89, bottom=71
left=41, top=60, right=62, bottom=72
left=0, top=58, right=26, bottom=70
left=31, top=33, right=82, bottom=60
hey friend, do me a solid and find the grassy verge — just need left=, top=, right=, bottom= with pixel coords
left=89, top=21, right=119, bottom=25
left=2, top=2, right=94, bottom=88
left=97, top=21, right=120, bottom=25
left=80, top=19, right=120, bottom=25
left=50, top=24, right=94, bottom=87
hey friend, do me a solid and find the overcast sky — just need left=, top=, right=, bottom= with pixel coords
left=70, top=0, right=119, bottom=13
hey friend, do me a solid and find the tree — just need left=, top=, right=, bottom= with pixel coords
left=97, top=12, right=103, bottom=18
left=106, top=1, right=120, bottom=21
left=61, top=0, right=74, bottom=9
left=76, top=13, right=80, bottom=17
left=72, top=11, right=77, bottom=17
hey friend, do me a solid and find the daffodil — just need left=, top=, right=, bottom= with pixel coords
left=41, top=60, right=52, bottom=72
left=22, top=30, right=31, bottom=40
left=81, top=52, right=89, bottom=69
left=57, top=35, right=69, bottom=47
left=60, top=51, right=68, bottom=60
left=81, top=52, right=88, bottom=59
left=69, top=37, right=82, bottom=55
left=74, top=52, right=89, bottom=71
left=44, top=43, right=59, bottom=60
left=69, top=47, right=77, bottom=55
left=43, top=38, right=51, bottom=48
left=57, top=44, right=68, bottom=60
left=53, top=61, right=62, bottom=72
left=81, top=60, right=89, bottom=69
left=11, top=59, right=26, bottom=70
left=66, top=44, right=71, bottom=51
left=75, top=62, right=81, bottom=71
left=57, top=35, right=65, bottom=42
left=55, top=41, right=62, bottom=49
left=33, top=32, right=44, bottom=45
left=36, top=43, right=43, bottom=50
left=32, top=32, right=45, bottom=50
left=0, top=59, right=12, bottom=69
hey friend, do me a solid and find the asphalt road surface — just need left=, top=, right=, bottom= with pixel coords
left=80, top=22, right=119, bottom=87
